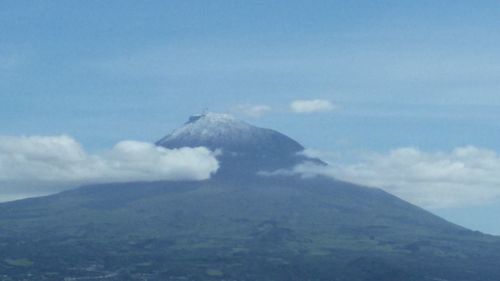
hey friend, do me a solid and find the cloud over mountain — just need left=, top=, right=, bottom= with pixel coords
left=290, top=146, right=500, bottom=209
left=0, top=135, right=219, bottom=198
left=290, top=99, right=335, bottom=113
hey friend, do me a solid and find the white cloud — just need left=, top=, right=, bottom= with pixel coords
left=297, top=148, right=329, bottom=159
left=231, top=104, right=272, bottom=118
left=0, top=135, right=219, bottom=200
left=290, top=99, right=335, bottom=113
left=277, top=146, right=500, bottom=209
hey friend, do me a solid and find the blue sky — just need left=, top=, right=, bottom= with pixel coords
left=1, top=1, right=500, bottom=233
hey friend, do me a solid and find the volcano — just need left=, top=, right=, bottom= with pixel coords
left=156, top=113, right=324, bottom=176
left=0, top=113, right=499, bottom=281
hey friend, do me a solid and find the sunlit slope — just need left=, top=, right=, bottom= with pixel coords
left=1, top=113, right=499, bottom=280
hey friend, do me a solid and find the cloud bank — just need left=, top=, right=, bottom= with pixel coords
left=290, top=99, right=335, bottom=113
left=283, top=146, right=500, bottom=209
left=0, top=135, right=219, bottom=200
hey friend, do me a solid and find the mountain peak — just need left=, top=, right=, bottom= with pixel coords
left=160, top=112, right=254, bottom=146
left=156, top=112, right=318, bottom=175
left=186, top=112, right=239, bottom=124
left=156, top=112, right=301, bottom=152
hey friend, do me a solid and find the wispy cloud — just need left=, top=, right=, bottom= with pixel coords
left=0, top=135, right=219, bottom=201
left=290, top=99, right=335, bottom=113
left=231, top=104, right=272, bottom=118
left=273, top=146, right=500, bottom=209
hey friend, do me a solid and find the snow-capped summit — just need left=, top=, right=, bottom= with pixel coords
left=156, top=112, right=321, bottom=176
left=156, top=112, right=303, bottom=153
left=157, top=112, right=255, bottom=148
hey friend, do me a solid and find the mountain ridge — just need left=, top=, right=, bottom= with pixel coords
left=0, top=113, right=499, bottom=280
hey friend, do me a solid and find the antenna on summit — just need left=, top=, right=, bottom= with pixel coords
left=201, top=108, right=209, bottom=115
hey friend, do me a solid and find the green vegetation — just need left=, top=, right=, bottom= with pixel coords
left=205, top=269, right=223, bottom=277
left=3, top=258, right=33, bottom=267
left=0, top=177, right=499, bottom=280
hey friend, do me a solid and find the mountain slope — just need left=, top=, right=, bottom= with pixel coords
left=0, top=113, right=499, bottom=281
